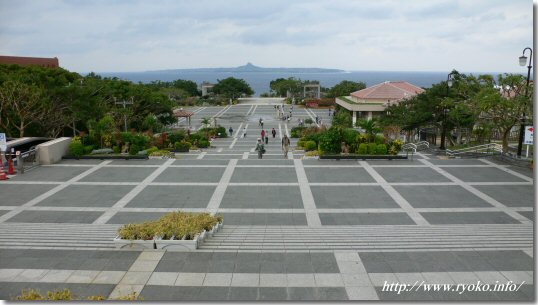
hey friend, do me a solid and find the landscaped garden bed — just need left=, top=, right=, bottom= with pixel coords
left=114, top=211, right=223, bottom=251
left=320, top=154, right=408, bottom=160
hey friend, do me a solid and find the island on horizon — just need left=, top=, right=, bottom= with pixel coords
left=147, top=62, right=345, bottom=74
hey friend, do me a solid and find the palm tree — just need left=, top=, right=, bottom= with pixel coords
left=356, top=119, right=381, bottom=142
left=201, top=117, right=211, bottom=138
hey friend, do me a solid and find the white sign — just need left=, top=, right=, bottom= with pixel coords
left=0, top=133, right=6, bottom=152
left=524, top=126, right=534, bottom=145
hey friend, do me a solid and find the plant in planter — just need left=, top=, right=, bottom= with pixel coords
left=175, top=141, right=191, bottom=152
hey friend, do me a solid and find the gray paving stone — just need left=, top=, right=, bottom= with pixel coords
left=230, top=167, right=297, bottom=182
left=67, top=270, right=100, bottom=283
left=260, top=273, right=288, bottom=287
left=394, top=185, right=492, bottom=208
left=6, top=210, right=103, bottom=224
left=10, top=166, right=89, bottom=181
left=287, top=273, right=316, bottom=287
left=259, top=287, right=288, bottom=300
left=346, top=285, right=379, bottom=300
left=126, top=185, right=216, bottom=208
left=0, top=184, right=56, bottom=206
left=311, top=253, right=340, bottom=273
left=428, top=159, right=488, bottom=165
left=316, top=287, right=349, bottom=300
left=442, top=167, right=528, bottom=182
left=231, top=273, right=259, bottom=286
left=228, top=287, right=259, bottom=300
left=92, top=271, right=126, bottom=284
left=219, top=212, right=307, bottom=225
left=146, top=272, right=177, bottom=286
left=237, top=159, right=294, bottom=165
left=197, top=286, right=230, bottom=300
left=374, top=167, right=452, bottom=182
left=221, top=186, right=303, bottom=209
left=175, top=273, right=206, bottom=286
left=154, top=167, right=225, bottom=182
left=518, top=211, right=534, bottom=221
left=305, top=167, right=375, bottom=183
left=421, top=211, right=520, bottom=224
left=80, top=167, right=156, bottom=182
left=319, top=212, right=415, bottom=225
left=109, top=159, right=165, bottom=165
left=119, top=271, right=152, bottom=285
left=106, top=212, right=166, bottom=224
left=139, top=285, right=201, bottom=301
left=474, top=185, right=534, bottom=207
left=172, top=159, right=229, bottom=165
left=37, top=185, right=133, bottom=207
left=312, top=185, right=399, bottom=209
left=287, top=287, right=317, bottom=300
left=203, top=273, right=232, bottom=286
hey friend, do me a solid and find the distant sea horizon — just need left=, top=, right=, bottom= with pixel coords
left=95, top=70, right=518, bottom=97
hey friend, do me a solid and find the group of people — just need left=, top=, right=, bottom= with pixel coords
left=256, top=134, right=290, bottom=159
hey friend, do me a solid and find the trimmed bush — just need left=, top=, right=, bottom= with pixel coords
left=113, top=145, right=121, bottom=154
left=358, top=143, right=368, bottom=154
left=318, top=127, right=342, bottom=154
left=146, top=146, right=159, bottom=155
left=374, top=135, right=386, bottom=144
left=304, top=140, right=317, bottom=151
left=175, top=141, right=191, bottom=152
left=198, top=139, right=210, bottom=148
left=129, top=144, right=141, bottom=155
left=366, top=143, right=376, bottom=154
left=376, top=144, right=388, bottom=155
left=69, top=142, right=84, bottom=157
left=290, top=126, right=306, bottom=138
left=296, top=140, right=305, bottom=148
left=168, top=130, right=187, bottom=144
left=83, top=145, right=94, bottom=155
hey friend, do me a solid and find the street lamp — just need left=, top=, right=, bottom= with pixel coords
left=517, top=47, right=533, bottom=157
left=440, top=72, right=456, bottom=150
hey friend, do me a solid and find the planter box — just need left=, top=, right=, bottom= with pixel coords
left=320, top=154, right=408, bottom=160
left=155, top=235, right=200, bottom=251
left=113, top=237, right=156, bottom=249
left=302, top=155, right=319, bottom=160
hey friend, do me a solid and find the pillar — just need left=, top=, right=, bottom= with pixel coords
left=352, top=111, right=357, bottom=126
left=367, top=111, right=372, bottom=121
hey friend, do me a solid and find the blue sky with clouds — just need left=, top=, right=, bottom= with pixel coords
left=0, top=0, right=533, bottom=73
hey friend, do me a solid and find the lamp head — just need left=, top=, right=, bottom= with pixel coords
left=519, top=55, right=528, bottom=66
left=447, top=79, right=453, bottom=87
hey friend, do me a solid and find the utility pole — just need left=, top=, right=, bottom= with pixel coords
left=115, top=97, right=134, bottom=132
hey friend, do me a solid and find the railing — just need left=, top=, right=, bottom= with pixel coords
left=402, top=141, right=430, bottom=153
left=445, top=143, right=503, bottom=157
left=3, top=146, right=39, bottom=174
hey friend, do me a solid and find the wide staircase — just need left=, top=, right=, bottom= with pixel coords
left=199, top=224, right=533, bottom=251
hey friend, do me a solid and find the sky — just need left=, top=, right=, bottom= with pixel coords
left=0, top=0, right=533, bottom=73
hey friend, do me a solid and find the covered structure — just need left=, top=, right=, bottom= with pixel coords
left=336, top=81, right=424, bottom=125
left=173, top=108, right=195, bottom=126
left=0, top=55, right=59, bottom=68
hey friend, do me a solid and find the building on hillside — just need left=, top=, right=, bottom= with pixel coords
left=0, top=55, right=59, bottom=68
left=336, top=81, right=424, bottom=125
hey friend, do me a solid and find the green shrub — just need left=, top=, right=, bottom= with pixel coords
left=376, top=144, right=388, bottom=155
left=198, top=139, right=210, bottom=148
left=175, top=141, right=191, bottom=152
left=69, top=142, right=84, bottom=157
left=332, top=111, right=352, bottom=128
left=389, top=139, right=403, bottom=155
left=304, top=118, right=314, bottom=125
left=304, top=140, right=317, bottom=151
left=146, top=146, right=159, bottom=155
left=368, top=143, right=377, bottom=155
left=290, top=126, right=306, bottom=138
left=82, top=145, right=94, bottom=155
left=129, top=144, right=141, bottom=155
left=358, top=143, right=368, bottom=154
left=168, top=130, right=187, bottom=144
left=113, top=145, right=121, bottom=154
left=296, top=140, right=305, bottom=148
left=374, top=135, right=386, bottom=144
left=318, top=127, right=342, bottom=154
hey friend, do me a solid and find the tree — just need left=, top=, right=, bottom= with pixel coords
left=212, top=77, right=254, bottom=99
left=332, top=111, right=352, bottom=128
left=356, top=119, right=381, bottom=142
left=141, top=113, right=163, bottom=133
left=0, top=80, right=47, bottom=137
left=270, top=77, right=302, bottom=98
left=326, top=80, right=366, bottom=98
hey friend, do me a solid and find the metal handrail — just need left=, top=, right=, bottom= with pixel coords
left=446, top=143, right=503, bottom=156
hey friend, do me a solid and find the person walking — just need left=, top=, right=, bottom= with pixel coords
left=229, top=126, right=233, bottom=137
left=255, top=138, right=265, bottom=159
left=259, top=118, right=262, bottom=126
left=261, top=120, right=264, bottom=129
left=261, top=129, right=265, bottom=140
left=271, top=128, right=276, bottom=138
left=243, top=126, right=247, bottom=138
left=282, top=134, right=291, bottom=158
left=265, top=131, right=269, bottom=144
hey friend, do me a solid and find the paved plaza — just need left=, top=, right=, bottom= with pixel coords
left=0, top=103, right=534, bottom=301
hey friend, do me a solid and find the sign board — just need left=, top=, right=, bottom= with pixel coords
left=0, top=133, right=6, bottom=152
left=524, top=126, right=534, bottom=145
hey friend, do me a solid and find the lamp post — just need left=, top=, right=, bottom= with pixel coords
left=440, top=72, right=455, bottom=150
left=517, top=47, right=533, bottom=157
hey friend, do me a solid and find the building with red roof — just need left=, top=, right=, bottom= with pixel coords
left=336, top=81, right=424, bottom=125
left=0, top=55, right=59, bottom=68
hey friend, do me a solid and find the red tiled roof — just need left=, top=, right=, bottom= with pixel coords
left=0, top=55, right=59, bottom=68
left=351, top=81, right=424, bottom=100
left=173, top=109, right=194, bottom=117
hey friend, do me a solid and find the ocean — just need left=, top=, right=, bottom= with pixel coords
left=99, top=70, right=505, bottom=96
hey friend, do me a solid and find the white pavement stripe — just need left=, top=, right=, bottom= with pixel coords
left=207, top=159, right=237, bottom=214
left=294, top=159, right=322, bottom=227
left=359, top=161, right=429, bottom=226
left=92, top=159, right=176, bottom=224
left=479, top=158, right=534, bottom=182
left=418, top=159, right=532, bottom=225
left=0, top=160, right=112, bottom=224
left=284, top=124, right=290, bottom=137
left=242, top=152, right=249, bottom=159
left=251, top=105, right=258, bottom=115
left=416, top=152, right=430, bottom=160
left=233, top=122, right=244, bottom=138
left=197, top=152, right=207, bottom=159
left=228, top=138, right=238, bottom=149
left=278, top=123, right=283, bottom=139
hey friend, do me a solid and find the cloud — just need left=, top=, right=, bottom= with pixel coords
left=0, top=0, right=532, bottom=73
